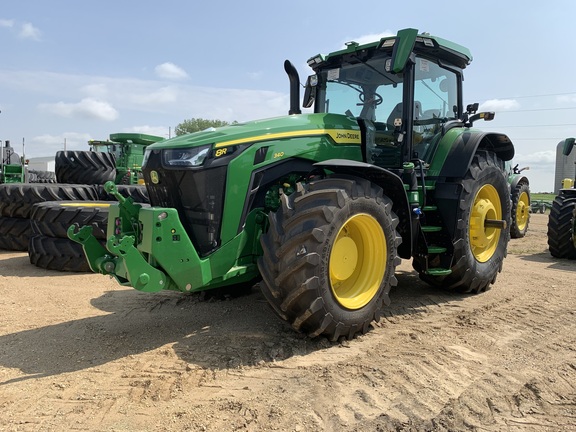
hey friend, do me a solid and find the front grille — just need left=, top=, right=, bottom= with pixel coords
left=143, top=150, right=226, bottom=256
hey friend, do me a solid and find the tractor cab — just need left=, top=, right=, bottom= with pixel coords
left=303, top=29, right=469, bottom=170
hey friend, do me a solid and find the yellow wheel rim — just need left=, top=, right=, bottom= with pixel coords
left=469, top=184, right=502, bottom=262
left=515, top=191, right=529, bottom=231
left=329, top=213, right=386, bottom=310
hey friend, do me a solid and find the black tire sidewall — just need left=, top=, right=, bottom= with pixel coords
left=547, top=194, right=576, bottom=259
left=440, top=152, right=510, bottom=293
left=458, top=157, right=510, bottom=289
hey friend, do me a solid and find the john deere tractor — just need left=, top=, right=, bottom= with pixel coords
left=55, top=133, right=164, bottom=185
left=0, top=140, right=25, bottom=183
left=506, top=162, right=530, bottom=238
left=70, top=28, right=513, bottom=341
left=547, top=137, right=576, bottom=259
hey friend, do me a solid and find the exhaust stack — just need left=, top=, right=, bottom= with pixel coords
left=284, top=60, right=301, bottom=115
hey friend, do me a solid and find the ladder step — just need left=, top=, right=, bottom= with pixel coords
left=419, top=185, right=435, bottom=191
left=428, top=246, right=447, bottom=254
left=426, top=268, right=452, bottom=276
left=421, top=226, right=442, bottom=232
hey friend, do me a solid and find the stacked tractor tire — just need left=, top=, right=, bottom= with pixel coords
left=0, top=150, right=149, bottom=272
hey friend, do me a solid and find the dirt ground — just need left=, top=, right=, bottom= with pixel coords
left=0, top=212, right=574, bottom=432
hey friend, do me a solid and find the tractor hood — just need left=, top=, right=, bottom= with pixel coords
left=145, top=113, right=361, bottom=154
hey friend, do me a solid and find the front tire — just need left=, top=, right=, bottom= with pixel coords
left=258, top=175, right=401, bottom=341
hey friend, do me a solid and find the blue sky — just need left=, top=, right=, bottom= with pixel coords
left=1, top=0, right=575, bottom=192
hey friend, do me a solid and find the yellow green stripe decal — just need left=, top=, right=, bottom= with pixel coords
left=214, top=129, right=361, bottom=148
left=60, top=202, right=112, bottom=208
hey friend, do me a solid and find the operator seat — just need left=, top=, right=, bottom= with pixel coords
left=386, top=102, right=422, bottom=130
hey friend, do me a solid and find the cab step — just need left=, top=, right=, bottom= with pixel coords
left=421, top=226, right=442, bottom=233
left=427, top=246, right=447, bottom=254
left=426, top=268, right=452, bottom=276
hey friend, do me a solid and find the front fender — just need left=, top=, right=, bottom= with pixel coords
left=314, top=159, right=412, bottom=258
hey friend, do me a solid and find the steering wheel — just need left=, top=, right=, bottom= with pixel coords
left=357, top=92, right=383, bottom=106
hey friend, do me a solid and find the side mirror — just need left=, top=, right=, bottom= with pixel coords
left=466, top=111, right=495, bottom=126
left=562, top=137, right=575, bottom=156
left=302, top=75, right=317, bottom=109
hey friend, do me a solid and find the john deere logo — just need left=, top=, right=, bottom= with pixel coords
left=150, top=170, right=159, bottom=184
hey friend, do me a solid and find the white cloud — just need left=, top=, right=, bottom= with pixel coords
left=556, top=94, right=576, bottom=104
left=128, top=86, right=179, bottom=105
left=0, top=19, right=14, bottom=28
left=39, top=98, right=119, bottom=121
left=479, top=99, right=520, bottom=112
left=28, top=132, right=93, bottom=156
left=81, top=83, right=109, bottom=98
left=514, top=150, right=556, bottom=166
left=122, top=125, right=170, bottom=138
left=154, top=62, right=189, bottom=80
left=19, top=22, right=41, bottom=41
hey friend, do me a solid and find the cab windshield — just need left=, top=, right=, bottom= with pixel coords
left=316, top=54, right=459, bottom=127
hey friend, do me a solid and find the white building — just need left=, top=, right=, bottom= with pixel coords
left=28, top=156, right=55, bottom=173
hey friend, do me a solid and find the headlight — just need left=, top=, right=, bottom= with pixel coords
left=163, top=145, right=211, bottom=167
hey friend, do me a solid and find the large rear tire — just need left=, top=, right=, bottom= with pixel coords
left=30, top=201, right=112, bottom=240
left=28, top=235, right=93, bottom=272
left=547, top=193, right=576, bottom=259
left=0, top=217, right=31, bottom=251
left=510, top=181, right=530, bottom=238
left=0, top=184, right=99, bottom=218
left=55, top=150, right=116, bottom=185
left=28, top=169, right=57, bottom=183
left=258, top=175, right=401, bottom=341
left=415, top=151, right=510, bottom=293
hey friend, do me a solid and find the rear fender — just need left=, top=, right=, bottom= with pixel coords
left=438, top=131, right=514, bottom=179
left=509, top=173, right=529, bottom=191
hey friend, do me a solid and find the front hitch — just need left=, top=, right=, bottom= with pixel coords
left=67, top=224, right=115, bottom=274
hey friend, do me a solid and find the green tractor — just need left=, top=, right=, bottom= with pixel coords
left=0, top=140, right=26, bottom=183
left=89, top=133, right=165, bottom=185
left=547, top=137, right=576, bottom=259
left=55, top=133, right=164, bottom=185
left=69, top=28, right=513, bottom=340
left=506, top=162, right=530, bottom=238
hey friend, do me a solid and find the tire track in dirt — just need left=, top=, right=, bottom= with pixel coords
left=0, top=214, right=574, bottom=431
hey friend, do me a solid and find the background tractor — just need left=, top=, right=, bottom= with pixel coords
left=1, top=139, right=55, bottom=184
left=506, top=162, right=530, bottom=238
left=70, top=28, right=514, bottom=341
left=0, top=140, right=25, bottom=184
left=55, top=133, right=164, bottom=185
left=547, top=137, right=576, bottom=259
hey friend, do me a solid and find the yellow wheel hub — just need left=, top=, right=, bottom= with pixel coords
left=515, top=191, right=529, bottom=231
left=469, top=184, right=502, bottom=262
left=329, top=213, right=386, bottom=310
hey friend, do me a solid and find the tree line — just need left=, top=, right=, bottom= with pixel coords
left=175, top=118, right=237, bottom=136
